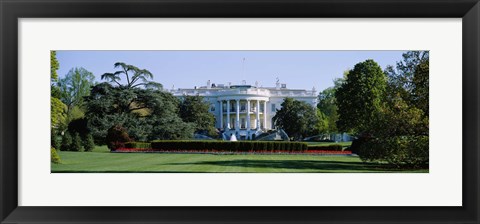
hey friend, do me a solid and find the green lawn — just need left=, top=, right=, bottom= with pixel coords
left=51, top=145, right=427, bottom=173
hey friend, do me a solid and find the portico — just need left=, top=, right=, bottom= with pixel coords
left=218, top=97, right=268, bottom=139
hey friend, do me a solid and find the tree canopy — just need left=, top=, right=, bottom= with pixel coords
left=50, top=51, right=59, bottom=82
left=50, top=51, right=67, bottom=131
left=58, top=67, right=95, bottom=111
left=178, top=95, right=216, bottom=135
left=317, top=73, right=347, bottom=135
left=335, top=59, right=387, bottom=135
left=272, top=98, right=319, bottom=141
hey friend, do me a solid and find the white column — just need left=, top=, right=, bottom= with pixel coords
left=246, top=100, right=251, bottom=130
left=263, top=101, right=267, bottom=130
left=226, top=100, right=230, bottom=129
left=256, top=100, right=260, bottom=130
left=219, top=100, right=223, bottom=129
left=235, top=99, right=240, bottom=131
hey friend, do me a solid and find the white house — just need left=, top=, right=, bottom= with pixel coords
left=171, top=80, right=317, bottom=140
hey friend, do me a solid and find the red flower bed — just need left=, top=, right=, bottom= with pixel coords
left=114, top=148, right=352, bottom=155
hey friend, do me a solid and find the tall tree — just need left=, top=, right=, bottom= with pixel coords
left=178, top=95, right=215, bottom=134
left=51, top=97, right=67, bottom=130
left=50, top=51, right=67, bottom=130
left=381, top=51, right=429, bottom=137
left=317, top=74, right=346, bottom=134
left=385, top=51, right=429, bottom=108
left=412, top=58, right=429, bottom=115
left=352, top=52, right=429, bottom=168
left=317, top=86, right=338, bottom=133
left=50, top=51, right=60, bottom=82
left=273, top=98, right=319, bottom=141
left=58, top=67, right=95, bottom=112
left=335, top=59, right=387, bottom=135
left=85, top=65, right=194, bottom=143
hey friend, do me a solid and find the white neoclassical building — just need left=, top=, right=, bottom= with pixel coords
left=171, top=80, right=317, bottom=140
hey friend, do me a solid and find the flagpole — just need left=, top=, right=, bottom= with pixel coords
left=242, top=58, right=245, bottom=83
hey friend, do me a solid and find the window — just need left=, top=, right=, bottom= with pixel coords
left=271, top=104, right=276, bottom=112
left=240, top=102, right=246, bottom=112
left=211, top=104, right=215, bottom=111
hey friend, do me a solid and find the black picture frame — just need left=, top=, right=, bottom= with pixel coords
left=1, top=0, right=479, bottom=223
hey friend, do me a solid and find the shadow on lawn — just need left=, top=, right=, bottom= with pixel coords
left=161, top=159, right=403, bottom=172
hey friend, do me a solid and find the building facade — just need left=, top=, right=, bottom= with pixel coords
left=171, top=80, right=317, bottom=140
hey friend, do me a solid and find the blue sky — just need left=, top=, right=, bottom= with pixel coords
left=56, top=51, right=406, bottom=91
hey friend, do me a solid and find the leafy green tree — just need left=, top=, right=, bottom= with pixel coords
left=317, top=74, right=346, bottom=134
left=317, top=86, right=339, bottom=133
left=383, top=51, right=429, bottom=136
left=385, top=51, right=429, bottom=112
left=315, top=109, right=329, bottom=134
left=179, top=95, right=215, bottom=133
left=58, top=67, right=95, bottom=113
left=412, top=56, right=429, bottom=115
left=50, top=51, right=67, bottom=137
left=273, top=98, right=319, bottom=140
left=353, top=52, right=429, bottom=168
left=145, top=90, right=195, bottom=140
left=83, top=134, right=95, bottom=152
left=385, top=51, right=429, bottom=92
left=85, top=83, right=142, bottom=142
left=85, top=69, right=194, bottom=143
left=60, top=132, right=72, bottom=151
left=336, top=59, right=387, bottom=135
left=51, top=97, right=67, bottom=130
left=318, top=87, right=336, bottom=117
left=376, top=97, right=428, bottom=138
left=51, top=51, right=59, bottom=82
left=71, top=132, right=83, bottom=152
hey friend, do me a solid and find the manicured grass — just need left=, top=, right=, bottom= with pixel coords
left=51, top=145, right=427, bottom=173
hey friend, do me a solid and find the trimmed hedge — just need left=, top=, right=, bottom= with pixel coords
left=125, top=142, right=152, bottom=149
left=307, top=144, right=343, bottom=151
left=150, top=140, right=308, bottom=152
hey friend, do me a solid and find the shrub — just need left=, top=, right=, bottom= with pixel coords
left=358, top=136, right=429, bottom=169
left=106, top=125, right=131, bottom=151
left=51, top=129, right=62, bottom=150
left=60, top=132, right=73, bottom=151
left=83, top=134, right=95, bottom=152
left=349, top=136, right=371, bottom=155
left=149, top=140, right=307, bottom=152
left=71, top=132, right=83, bottom=152
left=125, top=142, right=151, bottom=149
left=307, top=144, right=343, bottom=151
left=51, top=147, right=61, bottom=164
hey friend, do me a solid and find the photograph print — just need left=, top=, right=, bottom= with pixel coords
left=50, top=50, right=429, bottom=173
